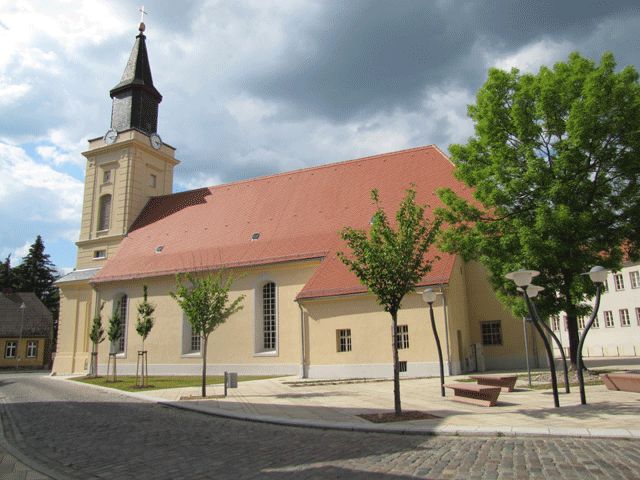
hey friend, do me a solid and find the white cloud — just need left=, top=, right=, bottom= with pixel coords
left=491, top=39, right=574, bottom=73
left=0, top=142, right=83, bottom=228
left=0, top=76, right=31, bottom=106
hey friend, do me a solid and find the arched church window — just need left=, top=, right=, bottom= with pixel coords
left=115, top=294, right=127, bottom=353
left=262, top=282, right=277, bottom=350
left=98, top=194, right=112, bottom=231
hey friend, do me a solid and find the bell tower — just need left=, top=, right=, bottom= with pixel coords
left=74, top=21, right=179, bottom=269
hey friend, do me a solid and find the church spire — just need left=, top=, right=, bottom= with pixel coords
left=109, top=21, right=162, bottom=135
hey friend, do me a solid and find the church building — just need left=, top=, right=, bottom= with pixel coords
left=53, top=24, right=542, bottom=378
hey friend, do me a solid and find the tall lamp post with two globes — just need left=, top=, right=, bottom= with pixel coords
left=577, top=266, right=608, bottom=405
left=505, top=269, right=560, bottom=408
left=422, top=288, right=445, bottom=397
left=521, top=285, right=570, bottom=394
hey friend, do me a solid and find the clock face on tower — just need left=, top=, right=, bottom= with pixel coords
left=103, top=128, right=118, bottom=145
left=150, top=133, right=162, bottom=150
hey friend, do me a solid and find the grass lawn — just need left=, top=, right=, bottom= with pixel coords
left=73, top=375, right=281, bottom=392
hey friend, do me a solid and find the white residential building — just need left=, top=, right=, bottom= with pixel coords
left=552, top=261, right=640, bottom=358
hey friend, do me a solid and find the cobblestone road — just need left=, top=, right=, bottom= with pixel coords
left=1, top=374, right=639, bottom=479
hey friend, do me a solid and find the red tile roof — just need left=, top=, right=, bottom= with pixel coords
left=93, top=145, right=475, bottom=298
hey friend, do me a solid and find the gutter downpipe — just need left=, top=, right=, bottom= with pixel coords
left=296, top=300, right=307, bottom=379
left=439, top=284, right=452, bottom=375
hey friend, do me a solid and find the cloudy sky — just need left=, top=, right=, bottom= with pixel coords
left=1, top=0, right=639, bottom=272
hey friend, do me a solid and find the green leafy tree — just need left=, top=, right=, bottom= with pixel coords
left=13, top=235, right=59, bottom=319
left=171, top=271, right=245, bottom=397
left=88, top=303, right=106, bottom=377
left=136, top=285, right=155, bottom=351
left=338, top=188, right=440, bottom=415
left=106, top=302, right=122, bottom=381
left=0, top=255, right=14, bottom=291
left=437, top=52, right=640, bottom=368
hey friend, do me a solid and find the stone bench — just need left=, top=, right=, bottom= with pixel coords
left=602, top=373, right=640, bottom=393
left=469, top=374, right=518, bottom=392
left=444, top=383, right=502, bottom=407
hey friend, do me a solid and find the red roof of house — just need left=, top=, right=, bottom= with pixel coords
left=92, top=145, right=475, bottom=298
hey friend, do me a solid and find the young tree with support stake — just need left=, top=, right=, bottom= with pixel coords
left=88, top=303, right=105, bottom=377
left=135, top=285, right=155, bottom=387
left=171, top=271, right=245, bottom=398
left=106, top=302, right=122, bottom=382
left=437, top=52, right=640, bottom=369
left=338, top=187, right=440, bottom=416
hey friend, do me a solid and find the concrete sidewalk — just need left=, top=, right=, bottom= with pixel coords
left=75, top=374, right=640, bottom=439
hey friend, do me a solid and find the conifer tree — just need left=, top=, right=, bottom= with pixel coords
left=88, top=303, right=106, bottom=377
left=0, top=255, right=13, bottom=291
left=106, top=302, right=123, bottom=382
left=13, top=235, right=59, bottom=319
left=136, top=285, right=155, bottom=351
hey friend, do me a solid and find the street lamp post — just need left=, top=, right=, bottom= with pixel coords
left=577, top=266, right=608, bottom=405
left=422, top=288, right=445, bottom=397
left=506, top=269, right=560, bottom=408
left=524, top=285, right=570, bottom=394
left=16, top=302, right=25, bottom=370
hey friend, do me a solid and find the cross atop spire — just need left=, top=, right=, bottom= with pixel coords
left=138, top=5, right=147, bottom=32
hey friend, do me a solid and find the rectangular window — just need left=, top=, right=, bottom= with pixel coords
left=26, top=341, right=38, bottom=358
left=336, top=329, right=352, bottom=352
left=636, top=307, right=640, bottom=326
left=190, top=331, right=201, bottom=352
left=93, top=250, right=106, bottom=260
left=592, top=315, right=600, bottom=328
left=262, top=283, right=277, bottom=351
left=551, top=315, right=560, bottom=331
left=614, top=273, right=624, bottom=291
left=630, top=271, right=640, bottom=289
left=481, top=321, right=502, bottom=345
left=620, top=309, right=630, bottom=327
left=398, top=360, right=407, bottom=373
left=103, top=170, right=111, bottom=183
left=604, top=311, right=614, bottom=328
left=563, top=315, right=568, bottom=331
left=4, top=341, right=16, bottom=359
left=602, top=279, right=609, bottom=292
left=395, top=325, right=409, bottom=349
left=577, top=316, right=586, bottom=330
left=149, top=174, right=157, bottom=188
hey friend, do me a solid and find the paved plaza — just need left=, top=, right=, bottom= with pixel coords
left=0, top=370, right=639, bottom=479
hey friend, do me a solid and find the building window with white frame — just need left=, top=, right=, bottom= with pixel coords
left=592, top=315, right=600, bottom=328
left=481, top=320, right=502, bottom=345
left=630, top=271, right=640, bottom=289
left=336, top=329, right=352, bottom=352
left=614, top=273, right=624, bottom=291
left=395, top=325, right=409, bottom=349
left=4, top=341, right=16, bottom=359
left=262, top=282, right=277, bottom=351
left=26, top=341, right=38, bottom=358
left=604, top=310, right=614, bottom=328
left=115, top=294, right=127, bottom=353
left=620, top=309, right=630, bottom=327
left=602, top=278, right=609, bottom=292
left=190, top=330, right=201, bottom=353
left=577, top=316, right=585, bottom=330
left=551, top=315, right=560, bottom=331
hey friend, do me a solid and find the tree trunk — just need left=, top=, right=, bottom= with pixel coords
left=561, top=281, right=579, bottom=369
left=390, top=310, right=402, bottom=416
left=201, top=336, right=208, bottom=398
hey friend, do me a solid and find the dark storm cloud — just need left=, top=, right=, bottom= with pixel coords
left=245, top=0, right=640, bottom=121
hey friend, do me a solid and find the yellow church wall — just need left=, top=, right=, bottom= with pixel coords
left=89, top=260, right=320, bottom=376
left=463, top=261, right=545, bottom=370
left=301, top=290, right=449, bottom=378
left=52, top=282, right=94, bottom=374
left=443, top=256, right=473, bottom=375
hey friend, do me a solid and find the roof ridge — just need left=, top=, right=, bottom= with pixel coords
left=158, top=145, right=441, bottom=200
left=208, top=145, right=440, bottom=190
